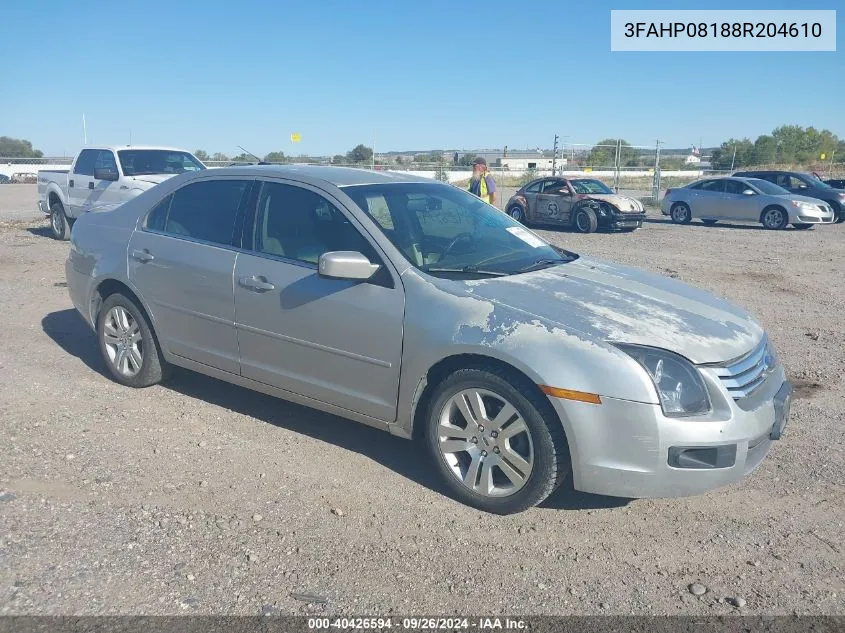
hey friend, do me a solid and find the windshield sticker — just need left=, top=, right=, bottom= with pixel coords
left=506, top=226, right=546, bottom=248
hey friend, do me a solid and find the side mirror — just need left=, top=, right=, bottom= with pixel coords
left=742, top=189, right=756, bottom=195
left=318, top=251, right=380, bottom=280
left=94, top=167, right=119, bottom=182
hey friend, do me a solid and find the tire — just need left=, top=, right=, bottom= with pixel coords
left=831, top=202, right=844, bottom=224
left=670, top=202, right=692, bottom=224
left=701, top=219, right=718, bottom=226
left=424, top=366, right=570, bottom=514
left=573, top=206, right=598, bottom=234
left=507, top=205, right=526, bottom=224
left=49, top=203, right=71, bottom=240
left=761, top=206, right=788, bottom=230
left=792, top=223, right=814, bottom=230
left=97, top=293, right=170, bottom=388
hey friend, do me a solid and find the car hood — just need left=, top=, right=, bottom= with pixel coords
left=778, top=193, right=830, bottom=206
left=462, top=257, right=762, bottom=364
left=580, top=193, right=644, bottom=212
left=129, top=174, right=177, bottom=186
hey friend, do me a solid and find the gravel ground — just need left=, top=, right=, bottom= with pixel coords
left=0, top=190, right=843, bottom=617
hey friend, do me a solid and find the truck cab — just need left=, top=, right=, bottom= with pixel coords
left=39, top=146, right=205, bottom=239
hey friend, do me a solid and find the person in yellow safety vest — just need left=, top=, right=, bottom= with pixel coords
left=468, top=156, right=497, bottom=206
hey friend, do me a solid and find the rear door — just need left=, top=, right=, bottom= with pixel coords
left=67, top=149, right=97, bottom=216
left=534, top=179, right=573, bottom=224
left=128, top=177, right=252, bottom=373
left=520, top=180, right=544, bottom=222
left=233, top=179, right=404, bottom=422
left=689, top=179, right=726, bottom=218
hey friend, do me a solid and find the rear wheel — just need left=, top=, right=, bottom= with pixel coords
left=670, top=203, right=692, bottom=224
left=761, top=206, right=788, bottom=230
left=573, top=206, right=598, bottom=234
left=508, top=205, right=526, bottom=224
left=50, top=203, right=70, bottom=240
left=424, top=367, right=570, bottom=514
left=97, top=293, right=169, bottom=388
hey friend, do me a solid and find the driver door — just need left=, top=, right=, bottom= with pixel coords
left=534, top=179, right=572, bottom=225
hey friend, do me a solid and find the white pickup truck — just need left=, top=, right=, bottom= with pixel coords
left=38, top=146, right=206, bottom=239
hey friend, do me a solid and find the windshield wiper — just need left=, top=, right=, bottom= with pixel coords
left=518, top=258, right=568, bottom=273
left=424, top=265, right=507, bottom=277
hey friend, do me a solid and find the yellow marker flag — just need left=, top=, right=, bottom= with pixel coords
left=291, top=133, right=301, bottom=143
left=820, top=153, right=826, bottom=160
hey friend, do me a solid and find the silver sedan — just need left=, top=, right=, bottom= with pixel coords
left=661, top=176, right=835, bottom=229
left=66, top=166, right=792, bottom=514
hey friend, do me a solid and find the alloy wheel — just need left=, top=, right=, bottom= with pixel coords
left=102, top=306, right=144, bottom=377
left=437, top=388, right=534, bottom=497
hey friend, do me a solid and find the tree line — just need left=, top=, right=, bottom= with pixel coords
left=709, top=125, right=843, bottom=170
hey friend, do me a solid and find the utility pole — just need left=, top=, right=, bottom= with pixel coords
left=82, top=114, right=87, bottom=145
left=730, top=145, right=737, bottom=171
left=552, top=134, right=559, bottom=175
left=614, top=138, right=622, bottom=192
left=651, top=139, right=663, bottom=202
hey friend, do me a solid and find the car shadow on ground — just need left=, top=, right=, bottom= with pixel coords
left=42, top=308, right=630, bottom=512
left=26, top=226, right=53, bottom=238
left=643, top=216, right=814, bottom=231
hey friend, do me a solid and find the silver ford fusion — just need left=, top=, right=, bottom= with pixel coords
left=65, top=166, right=792, bottom=514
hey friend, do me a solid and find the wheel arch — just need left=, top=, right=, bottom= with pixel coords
left=92, top=279, right=158, bottom=339
left=408, top=352, right=567, bottom=444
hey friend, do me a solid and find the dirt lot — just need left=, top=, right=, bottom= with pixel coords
left=0, top=185, right=843, bottom=617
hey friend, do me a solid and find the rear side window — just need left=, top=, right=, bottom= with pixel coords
left=144, top=195, right=172, bottom=231
left=164, top=180, right=250, bottom=246
left=74, top=150, right=97, bottom=176
left=700, top=180, right=725, bottom=192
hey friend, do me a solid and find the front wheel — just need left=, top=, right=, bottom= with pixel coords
left=761, top=206, right=788, bottom=230
left=792, top=223, right=814, bottom=230
left=97, top=293, right=170, bottom=388
left=573, top=206, right=598, bottom=234
left=424, top=367, right=570, bottom=514
left=49, top=203, right=71, bottom=240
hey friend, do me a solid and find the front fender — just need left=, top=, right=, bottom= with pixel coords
left=393, top=270, right=658, bottom=438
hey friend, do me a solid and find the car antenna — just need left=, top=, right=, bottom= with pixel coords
left=237, top=145, right=270, bottom=165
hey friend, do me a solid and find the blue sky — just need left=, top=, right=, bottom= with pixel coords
left=1, top=0, right=842, bottom=157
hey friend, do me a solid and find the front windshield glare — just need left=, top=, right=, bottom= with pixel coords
left=570, top=179, right=614, bottom=194
left=118, top=150, right=206, bottom=176
left=341, top=183, right=575, bottom=277
left=749, top=179, right=789, bottom=195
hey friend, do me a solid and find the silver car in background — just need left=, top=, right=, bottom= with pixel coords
left=65, top=166, right=792, bottom=514
left=662, top=176, right=835, bottom=230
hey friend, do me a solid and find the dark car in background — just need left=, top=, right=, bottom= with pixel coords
left=505, top=177, right=646, bottom=233
left=824, top=178, right=845, bottom=190
left=732, top=170, right=845, bottom=223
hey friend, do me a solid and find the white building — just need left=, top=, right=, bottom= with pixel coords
left=498, top=157, right=567, bottom=170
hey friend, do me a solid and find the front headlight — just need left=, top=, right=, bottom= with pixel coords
left=791, top=200, right=815, bottom=210
left=616, top=345, right=712, bottom=417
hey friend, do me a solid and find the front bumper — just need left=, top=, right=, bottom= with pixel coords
left=548, top=366, right=791, bottom=498
left=599, top=211, right=646, bottom=230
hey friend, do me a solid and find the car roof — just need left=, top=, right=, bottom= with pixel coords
left=79, top=145, right=192, bottom=153
left=209, top=164, right=434, bottom=187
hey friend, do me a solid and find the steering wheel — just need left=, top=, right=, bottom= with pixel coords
left=440, top=232, right=476, bottom=261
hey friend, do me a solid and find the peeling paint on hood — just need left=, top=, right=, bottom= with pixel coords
left=462, top=257, right=762, bottom=364
left=582, top=193, right=644, bottom=212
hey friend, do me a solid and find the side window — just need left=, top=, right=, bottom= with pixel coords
left=253, top=182, right=376, bottom=265
left=144, top=195, right=172, bottom=231
left=94, top=150, right=118, bottom=171
left=362, top=194, right=395, bottom=230
left=542, top=179, right=569, bottom=194
left=73, top=150, right=97, bottom=176
left=524, top=181, right=543, bottom=193
left=165, top=179, right=249, bottom=246
left=700, top=180, right=725, bottom=192
left=790, top=175, right=810, bottom=189
left=724, top=180, right=747, bottom=195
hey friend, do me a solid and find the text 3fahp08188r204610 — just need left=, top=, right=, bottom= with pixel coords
left=624, top=21, right=822, bottom=39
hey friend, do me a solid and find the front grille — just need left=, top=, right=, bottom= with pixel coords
left=709, top=337, right=771, bottom=400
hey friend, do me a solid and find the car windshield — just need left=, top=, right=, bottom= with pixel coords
left=747, top=179, right=789, bottom=195
left=569, top=179, right=614, bottom=195
left=118, top=150, right=206, bottom=176
left=804, top=176, right=831, bottom=188
left=341, top=182, right=577, bottom=277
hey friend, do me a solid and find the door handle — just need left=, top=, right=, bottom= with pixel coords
left=131, top=249, right=154, bottom=263
left=238, top=275, right=276, bottom=292
left=88, top=181, right=95, bottom=189
left=69, top=180, right=74, bottom=188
